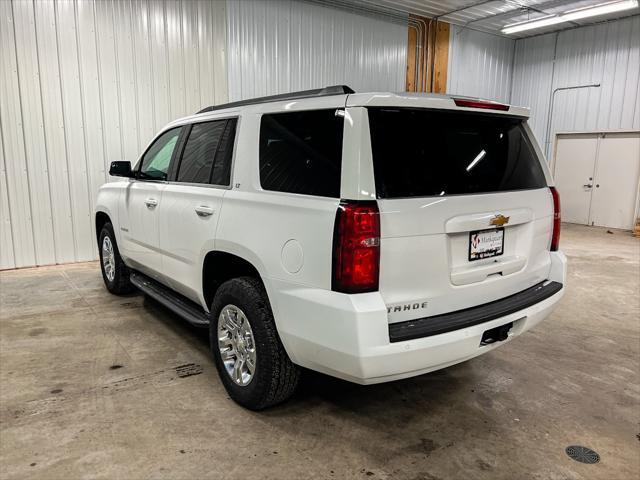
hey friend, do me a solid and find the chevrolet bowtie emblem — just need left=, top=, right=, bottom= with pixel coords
left=490, top=214, right=510, bottom=227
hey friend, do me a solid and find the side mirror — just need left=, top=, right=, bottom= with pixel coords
left=109, top=161, right=133, bottom=178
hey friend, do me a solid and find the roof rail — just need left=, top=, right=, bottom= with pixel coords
left=195, top=85, right=355, bottom=114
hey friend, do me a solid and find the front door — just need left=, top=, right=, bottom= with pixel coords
left=119, top=126, right=183, bottom=278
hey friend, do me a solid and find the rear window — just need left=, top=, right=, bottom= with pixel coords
left=368, top=108, right=547, bottom=199
left=259, top=110, right=343, bottom=198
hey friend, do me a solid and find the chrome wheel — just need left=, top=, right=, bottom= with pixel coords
left=102, top=236, right=116, bottom=282
left=217, top=305, right=256, bottom=386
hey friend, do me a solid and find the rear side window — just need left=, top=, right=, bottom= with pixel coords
left=259, top=110, right=343, bottom=197
left=176, top=119, right=236, bottom=185
left=368, top=108, right=547, bottom=198
left=211, top=119, right=237, bottom=186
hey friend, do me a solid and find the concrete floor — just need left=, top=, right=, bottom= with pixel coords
left=1, top=224, right=638, bottom=479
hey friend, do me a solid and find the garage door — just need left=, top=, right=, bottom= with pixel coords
left=554, top=132, right=640, bottom=230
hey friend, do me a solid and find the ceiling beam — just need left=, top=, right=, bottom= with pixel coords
left=432, top=0, right=507, bottom=19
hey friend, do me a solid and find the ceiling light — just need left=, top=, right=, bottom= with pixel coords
left=563, top=0, right=638, bottom=20
left=501, top=0, right=638, bottom=34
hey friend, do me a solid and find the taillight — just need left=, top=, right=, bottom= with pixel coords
left=332, top=201, right=380, bottom=293
left=453, top=98, right=510, bottom=111
left=550, top=187, right=561, bottom=251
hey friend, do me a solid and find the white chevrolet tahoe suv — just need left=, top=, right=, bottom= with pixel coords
left=95, top=86, right=566, bottom=410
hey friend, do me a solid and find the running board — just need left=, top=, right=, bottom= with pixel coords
left=130, top=271, right=210, bottom=327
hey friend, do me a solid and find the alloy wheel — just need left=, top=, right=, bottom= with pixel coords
left=217, top=304, right=257, bottom=386
left=102, top=236, right=116, bottom=282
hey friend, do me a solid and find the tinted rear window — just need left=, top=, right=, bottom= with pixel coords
left=368, top=108, right=546, bottom=198
left=175, top=119, right=236, bottom=185
left=177, top=120, right=226, bottom=184
left=211, top=119, right=237, bottom=186
left=259, top=110, right=343, bottom=198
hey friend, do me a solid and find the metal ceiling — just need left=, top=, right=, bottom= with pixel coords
left=312, top=0, right=639, bottom=37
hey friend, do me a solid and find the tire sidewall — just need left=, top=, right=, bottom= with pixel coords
left=210, top=280, right=277, bottom=408
left=99, top=223, right=121, bottom=292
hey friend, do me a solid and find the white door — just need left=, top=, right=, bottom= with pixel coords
left=159, top=118, right=236, bottom=305
left=553, top=134, right=598, bottom=225
left=118, top=126, right=183, bottom=278
left=120, top=181, right=166, bottom=277
left=554, top=132, right=640, bottom=230
left=590, top=132, right=640, bottom=230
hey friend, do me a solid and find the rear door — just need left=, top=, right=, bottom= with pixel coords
left=365, top=107, right=554, bottom=324
left=158, top=118, right=237, bottom=304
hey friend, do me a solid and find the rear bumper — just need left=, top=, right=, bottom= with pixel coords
left=270, top=251, right=567, bottom=384
left=389, top=280, right=563, bottom=342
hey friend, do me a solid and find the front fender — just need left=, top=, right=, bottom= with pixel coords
left=95, top=182, right=125, bottom=247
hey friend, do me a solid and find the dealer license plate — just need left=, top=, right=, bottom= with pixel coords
left=469, top=228, right=504, bottom=261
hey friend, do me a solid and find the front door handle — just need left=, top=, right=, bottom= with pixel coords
left=583, top=184, right=593, bottom=188
left=195, top=206, right=215, bottom=217
left=144, top=198, right=158, bottom=208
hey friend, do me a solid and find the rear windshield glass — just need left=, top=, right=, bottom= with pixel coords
left=368, top=108, right=547, bottom=199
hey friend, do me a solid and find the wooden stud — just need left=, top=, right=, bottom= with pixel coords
left=405, top=17, right=450, bottom=93
left=433, top=22, right=450, bottom=94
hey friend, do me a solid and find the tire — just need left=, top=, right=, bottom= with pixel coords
left=98, top=222, right=134, bottom=295
left=210, top=276, right=300, bottom=410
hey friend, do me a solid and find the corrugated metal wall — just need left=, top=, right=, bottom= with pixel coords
left=0, top=0, right=227, bottom=269
left=226, top=0, right=407, bottom=101
left=2, top=0, right=636, bottom=270
left=511, top=15, right=640, bottom=157
left=509, top=33, right=556, bottom=144
left=447, top=25, right=515, bottom=103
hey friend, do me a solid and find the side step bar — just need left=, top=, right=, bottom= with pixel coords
left=130, top=271, right=210, bottom=327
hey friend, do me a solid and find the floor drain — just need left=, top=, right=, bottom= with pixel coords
left=565, top=445, right=600, bottom=464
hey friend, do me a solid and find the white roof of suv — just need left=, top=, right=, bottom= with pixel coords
left=169, top=85, right=530, bottom=129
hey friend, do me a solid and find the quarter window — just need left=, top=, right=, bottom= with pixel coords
left=139, top=127, right=182, bottom=180
left=259, top=110, right=343, bottom=197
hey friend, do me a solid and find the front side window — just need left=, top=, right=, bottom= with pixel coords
left=259, top=110, right=343, bottom=198
left=139, top=127, right=182, bottom=180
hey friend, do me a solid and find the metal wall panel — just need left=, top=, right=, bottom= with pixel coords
left=226, top=0, right=407, bottom=101
left=511, top=16, right=640, bottom=158
left=447, top=24, right=515, bottom=103
left=509, top=33, right=556, bottom=145
left=1, top=0, right=36, bottom=268
left=0, top=0, right=227, bottom=269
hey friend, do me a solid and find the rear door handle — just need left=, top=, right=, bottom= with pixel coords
left=195, top=206, right=215, bottom=217
left=144, top=198, right=158, bottom=208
